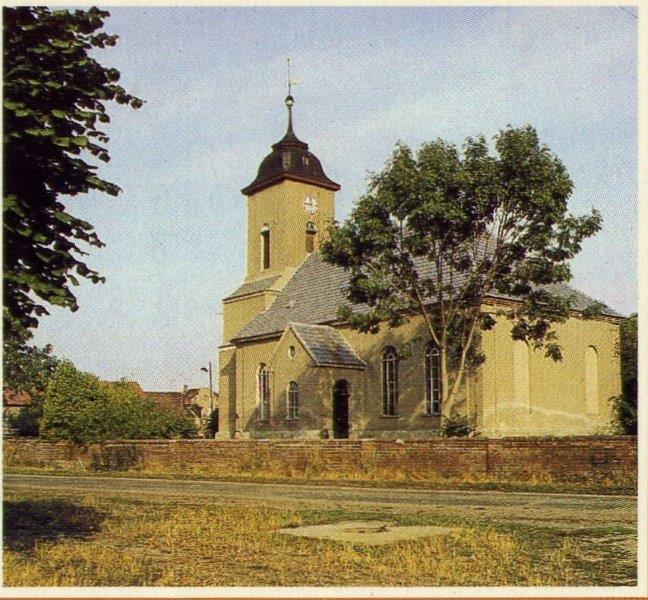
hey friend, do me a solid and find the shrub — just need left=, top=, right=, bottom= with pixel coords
left=7, top=405, right=41, bottom=437
left=3, top=340, right=60, bottom=436
left=440, top=414, right=474, bottom=437
left=40, top=363, right=197, bottom=442
left=611, top=314, right=637, bottom=435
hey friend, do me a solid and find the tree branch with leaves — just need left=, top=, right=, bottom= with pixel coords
left=3, top=6, right=143, bottom=343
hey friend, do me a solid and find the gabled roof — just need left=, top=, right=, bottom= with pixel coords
left=289, top=322, right=366, bottom=369
left=230, top=252, right=621, bottom=343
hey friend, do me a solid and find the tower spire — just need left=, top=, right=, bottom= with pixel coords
left=285, top=58, right=300, bottom=135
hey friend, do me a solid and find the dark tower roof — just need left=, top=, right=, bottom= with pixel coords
left=241, top=95, right=340, bottom=196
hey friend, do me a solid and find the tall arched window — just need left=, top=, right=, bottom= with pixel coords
left=286, top=381, right=299, bottom=420
left=513, top=339, right=530, bottom=412
left=260, top=225, right=270, bottom=270
left=305, top=222, right=317, bottom=253
left=257, top=363, right=270, bottom=420
left=585, top=346, right=599, bottom=415
left=425, top=342, right=441, bottom=415
left=382, top=346, right=399, bottom=416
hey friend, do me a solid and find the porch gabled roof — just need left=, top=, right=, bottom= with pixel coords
left=289, top=322, right=366, bottom=370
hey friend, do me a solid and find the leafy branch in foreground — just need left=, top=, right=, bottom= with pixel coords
left=3, top=6, right=143, bottom=342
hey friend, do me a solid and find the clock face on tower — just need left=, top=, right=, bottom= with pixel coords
left=303, top=195, right=318, bottom=214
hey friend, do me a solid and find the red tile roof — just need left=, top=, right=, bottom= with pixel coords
left=3, top=387, right=32, bottom=407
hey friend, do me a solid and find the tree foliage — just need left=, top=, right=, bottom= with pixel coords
left=3, top=338, right=60, bottom=436
left=611, top=313, right=637, bottom=434
left=3, top=6, right=143, bottom=341
left=322, top=126, right=603, bottom=412
left=3, top=337, right=60, bottom=398
left=40, top=363, right=196, bottom=443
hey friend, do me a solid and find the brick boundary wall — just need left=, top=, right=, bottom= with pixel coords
left=3, top=436, right=637, bottom=484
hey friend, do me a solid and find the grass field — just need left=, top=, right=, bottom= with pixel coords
left=3, top=487, right=637, bottom=587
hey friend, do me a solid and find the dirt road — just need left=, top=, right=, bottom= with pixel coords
left=4, top=473, right=636, bottom=530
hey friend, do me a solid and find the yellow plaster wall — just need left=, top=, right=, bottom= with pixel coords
left=222, top=308, right=620, bottom=439
left=480, top=313, right=620, bottom=437
left=245, top=180, right=335, bottom=281
left=224, top=316, right=478, bottom=440
left=217, top=346, right=236, bottom=438
left=338, top=319, right=478, bottom=438
left=268, top=329, right=365, bottom=438
left=221, top=291, right=279, bottom=343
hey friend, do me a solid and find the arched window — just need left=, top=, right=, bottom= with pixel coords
left=260, top=225, right=270, bottom=270
left=425, top=342, right=441, bottom=415
left=257, top=363, right=270, bottom=420
left=382, top=346, right=399, bottom=416
left=286, top=381, right=299, bottom=420
left=305, top=222, right=317, bottom=253
left=585, top=346, right=599, bottom=415
left=513, top=339, right=530, bottom=412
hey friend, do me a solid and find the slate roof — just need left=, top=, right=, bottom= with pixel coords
left=290, top=322, right=366, bottom=369
left=241, top=99, right=340, bottom=196
left=230, top=252, right=621, bottom=343
left=223, top=275, right=282, bottom=301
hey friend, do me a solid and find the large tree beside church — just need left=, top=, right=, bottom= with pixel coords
left=322, top=125, right=603, bottom=412
left=3, top=6, right=142, bottom=344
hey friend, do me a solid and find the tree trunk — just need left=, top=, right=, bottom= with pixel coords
left=439, top=341, right=451, bottom=418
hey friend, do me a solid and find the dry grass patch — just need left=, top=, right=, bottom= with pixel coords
left=3, top=488, right=632, bottom=587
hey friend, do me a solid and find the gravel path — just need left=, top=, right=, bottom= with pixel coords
left=4, top=473, right=636, bottom=530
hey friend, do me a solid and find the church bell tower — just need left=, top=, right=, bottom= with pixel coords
left=221, top=81, right=340, bottom=345
left=240, top=91, right=340, bottom=282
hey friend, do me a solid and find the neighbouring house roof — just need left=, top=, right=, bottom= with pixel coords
left=230, top=252, right=621, bottom=343
left=289, top=322, right=366, bottom=369
left=223, top=274, right=282, bottom=301
left=143, top=391, right=188, bottom=411
left=3, top=387, right=32, bottom=407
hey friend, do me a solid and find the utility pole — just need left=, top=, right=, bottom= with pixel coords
left=200, top=362, right=215, bottom=438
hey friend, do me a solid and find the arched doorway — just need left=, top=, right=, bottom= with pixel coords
left=332, top=380, right=350, bottom=439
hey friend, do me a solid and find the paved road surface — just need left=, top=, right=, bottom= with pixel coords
left=4, top=473, right=636, bottom=530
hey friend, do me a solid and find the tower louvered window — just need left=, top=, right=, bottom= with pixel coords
left=260, top=226, right=270, bottom=270
left=305, top=222, right=317, bottom=253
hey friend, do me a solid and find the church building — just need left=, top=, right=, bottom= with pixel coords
left=217, top=93, right=622, bottom=440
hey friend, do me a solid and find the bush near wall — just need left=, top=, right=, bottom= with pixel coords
left=40, top=362, right=196, bottom=442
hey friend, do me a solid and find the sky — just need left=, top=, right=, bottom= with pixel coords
left=31, top=6, right=638, bottom=391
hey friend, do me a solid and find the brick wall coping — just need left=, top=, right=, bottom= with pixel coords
left=4, top=435, right=636, bottom=446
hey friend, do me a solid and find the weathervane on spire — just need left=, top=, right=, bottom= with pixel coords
left=286, top=58, right=301, bottom=98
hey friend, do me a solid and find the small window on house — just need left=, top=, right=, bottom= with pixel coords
left=258, top=363, right=270, bottom=420
left=288, top=345, right=295, bottom=358
left=286, top=381, right=299, bottom=419
left=425, top=342, right=442, bottom=415
left=305, top=221, right=317, bottom=254
left=260, top=226, right=270, bottom=270
left=382, top=346, right=399, bottom=416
